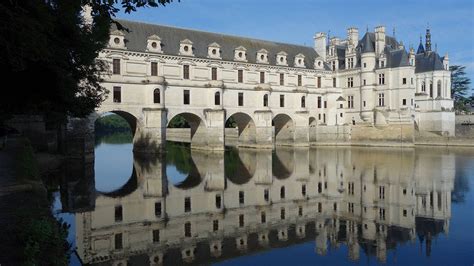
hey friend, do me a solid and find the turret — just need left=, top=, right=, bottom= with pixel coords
left=347, top=27, right=359, bottom=47
left=409, top=47, right=416, bottom=66
left=375, top=26, right=386, bottom=55
left=416, top=36, right=425, bottom=54
left=443, top=53, right=449, bottom=70
left=360, top=31, right=376, bottom=122
left=314, top=32, right=327, bottom=61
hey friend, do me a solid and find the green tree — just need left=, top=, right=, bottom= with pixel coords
left=0, top=0, right=177, bottom=124
left=450, top=65, right=472, bottom=112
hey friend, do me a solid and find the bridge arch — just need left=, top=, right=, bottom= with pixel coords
left=167, top=111, right=207, bottom=146
left=93, top=110, right=139, bottom=136
left=225, top=148, right=256, bottom=185
left=272, top=113, right=294, bottom=145
left=225, top=112, right=257, bottom=147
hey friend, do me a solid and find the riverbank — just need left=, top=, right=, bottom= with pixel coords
left=0, top=137, right=70, bottom=265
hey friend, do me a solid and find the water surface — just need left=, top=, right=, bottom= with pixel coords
left=57, top=132, right=474, bottom=265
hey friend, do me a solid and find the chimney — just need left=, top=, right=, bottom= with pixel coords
left=314, top=32, right=327, bottom=61
left=375, top=26, right=386, bottom=55
left=347, top=27, right=359, bottom=47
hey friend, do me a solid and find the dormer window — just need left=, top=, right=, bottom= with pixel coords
left=314, top=58, right=324, bottom=69
left=109, top=30, right=126, bottom=49
left=256, top=49, right=269, bottom=64
left=277, top=51, right=288, bottom=66
left=179, top=39, right=194, bottom=56
left=295, top=54, right=305, bottom=68
left=208, top=42, right=221, bottom=59
left=234, top=46, right=247, bottom=62
left=146, top=34, right=162, bottom=53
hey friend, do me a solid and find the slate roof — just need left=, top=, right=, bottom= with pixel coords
left=415, top=51, right=445, bottom=73
left=112, top=19, right=329, bottom=69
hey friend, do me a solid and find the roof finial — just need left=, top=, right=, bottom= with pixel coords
left=425, top=26, right=432, bottom=52
left=435, top=43, right=438, bottom=52
left=393, top=27, right=396, bottom=38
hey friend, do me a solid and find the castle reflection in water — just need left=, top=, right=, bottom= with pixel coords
left=62, top=145, right=455, bottom=265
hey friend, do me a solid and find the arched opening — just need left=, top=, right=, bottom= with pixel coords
left=225, top=147, right=256, bottom=184
left=93, top=111, right=137, bottom=193
left=225, top=112, right=257, bottom=147
left=167, top=112, right=206, bottom=146
left=272, top=148, right=294, bottom=179
left=263, top=94, right=269, bottom=107
left=153, top=88, right=161, bottom=104
left=166, top=142, right=202, bottom=189
left=301, top=96, right=306, bottom=108
left=272, top=114, right=294, bottom=145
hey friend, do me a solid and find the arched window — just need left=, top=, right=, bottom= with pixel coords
left=421, top=81, right=425, bottom=92
left=214, top=91, right=220, bottom=105
left=301, top=96, right=306, bottom=108
left=263, top=94, right=268, bottom=107
left=153, top=88, right=160, bottom=104
left=437, top=80, right=442, bottom=98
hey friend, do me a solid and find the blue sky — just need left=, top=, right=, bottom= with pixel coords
left=117, top=0, right=474, bottom=94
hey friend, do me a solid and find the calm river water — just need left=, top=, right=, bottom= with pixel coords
left=55, top=132, right=474, bottom=265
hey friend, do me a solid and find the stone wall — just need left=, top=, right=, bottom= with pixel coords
left=455, top=115, right=474, bottom=139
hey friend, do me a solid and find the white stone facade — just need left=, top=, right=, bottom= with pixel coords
left=96, top=21, right=455, bottom=151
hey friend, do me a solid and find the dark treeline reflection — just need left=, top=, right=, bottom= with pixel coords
left=59, top=135, right=473, bottom=266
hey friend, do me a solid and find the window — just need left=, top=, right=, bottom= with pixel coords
left=211, top=67, right=217, bottom=80
left=318, top=182, right=322, bottom=193
left=184, top=222, right=191, bottom=237
left=333, top=78, right=336, bottom=87
left=115, top=233, right=123, bottom=249
left=378, top=73, right=385, bottom=85
left=113, top=86, right=121, bottom=103
left=402, top=99, right=407, bottom=106
left=379, top=208, right=386, bottom=220
left=378, top=93, right=385, bottom=107
left=347, top=95, right=354, bottom=109
left=301, top=96, right=306, bottom=108
left=317, top=76, right=322, bottom=88
left=380, top=60, right=385, bottom=68
left=299, top=206, right=303, bottom=216
left=318, top=202, right=322, bottom=213
left=238, top=69, right=243, bottom=83
left=214, top=91, right=220, bottom=105
left=403, top=209, right=407, bottom=217
left=183, top=65, right=190, bottom=79
left=215, top=194, right=221, bottom=208
left=260, top=71, right=265, bottom=83
left=151, top=62, right=158, bottom=76
left=280, top=186, right=285, bottom=199
left=363, top=79, right=366, bottom=85
left=347, top=77, right=353, bottom=88
left=429, top=82, right=433, bottom=97
left=323, top=113, right=326, bottom=123
left=213, top=220, right=219, bottom=231
left=324, top=101, right=327, bottom=108
left=334, top=203, right=337, bottom=211
left=280, top=73, right=284, bottom=85
left=263, top=94, right=268, bottom=107
left=379, top=186, right=385, bottom=199
left=437, top=80, right=442, bottom=98
left=280, top=208, right=286, bottom=220
left=411, top=77, right=414, bottom=85
left=239, top=191, right=245, bottom=204
left=317, top=96, right=322, bottom=108
left=184, top=197, right=191, bottom=212
left=153, top=89, right=160, bottom=104
left=332, top=61, right=336, bottom=71
left=298, top=75, right=302, bottom=86
left=264, top=189, right=269, bottom=202
left=280, top=95, right=285, bottom=107
left=238, top=92, right=244, bottom=106
left=155, top=202, right=162, bottom=217
left=115, top=205, right=123, bottom=222
left=239, top=214, right=244, bottom=227
left=183, top=90, right=190, bottom=105
left=402, top=78, right=407, bottom=85
left=153, top=229, right=160, bottom=242
left=347, top=58, right=354, bottom=68
left=302, top=184, right=306, bottom=196
left=421, top=81, right=426, bottom=92
left=261, top=212, right=266, bottom=223
left=113, top=59, right=120, bottom=74
left=363, top=62, right=367, bottom=68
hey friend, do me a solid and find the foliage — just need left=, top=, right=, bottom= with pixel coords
left=225, top=116, right=237, bottom=128
left=166, top=142, right=192, bottom=173
left=168, top=115, right=190, bottom=128
left=450, top=65, right=472, bottom=112
left=95, top=113, right=131, bottom=133
left=16, top=140, right=39, bottom=181
left=95, top=131, right=133, bottom=146
left=0, top=0, right=177, bottom=122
